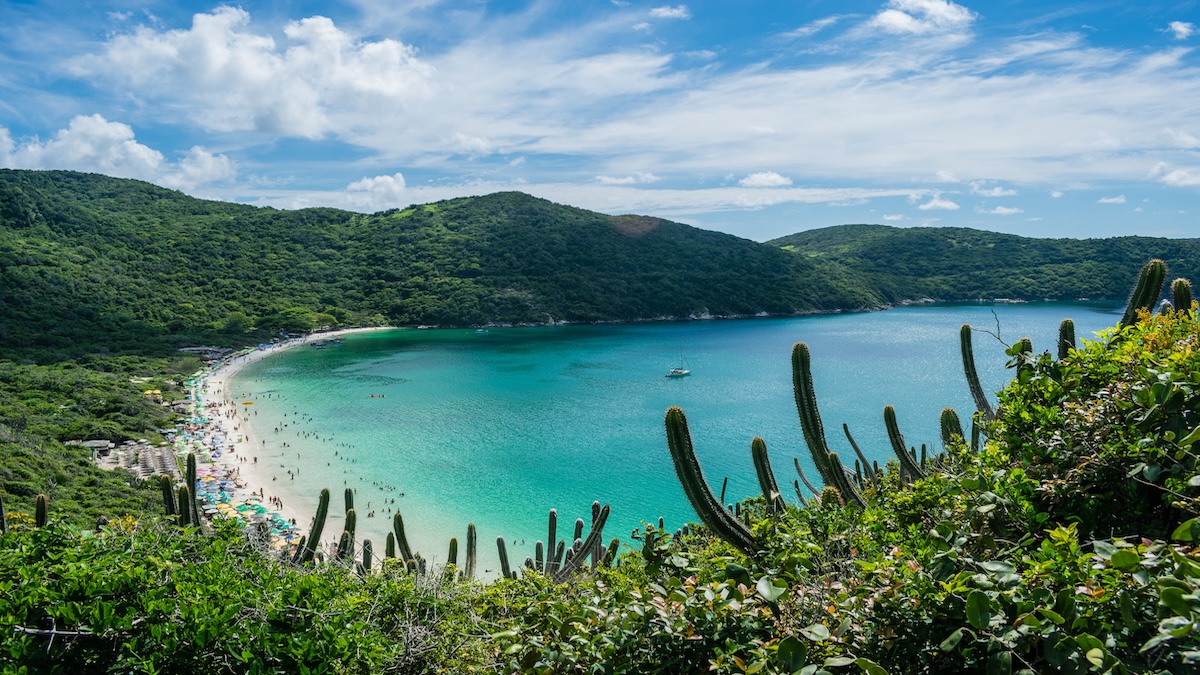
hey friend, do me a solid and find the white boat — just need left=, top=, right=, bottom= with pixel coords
left=666, top=353, right=691, bottom=378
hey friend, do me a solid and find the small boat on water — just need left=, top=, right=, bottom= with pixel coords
left=666, top=353, right=691, bottom=378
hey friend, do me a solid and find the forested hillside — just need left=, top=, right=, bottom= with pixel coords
left=772, top=224, right=1200, bottom=303
left=0, top=170, right=877, bottom=360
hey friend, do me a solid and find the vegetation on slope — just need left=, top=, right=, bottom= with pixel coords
left=2, top=271, right=1198, bottom=674
left=772, top=224, right=1200, bottom=303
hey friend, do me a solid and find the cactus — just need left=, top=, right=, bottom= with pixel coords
left=0, top=496, right=6, bottom=534
left=791, top=342, right=838, bottom=486
left=301, top=488, right=330, bottom=564
left=497, top=536, right=514, bottom=579
left=362, top=539, right=373, bottom=573
left=842, top=424, right=878, bottom=489
left=940, top=407, right=964, bottom=451
left=792, top=479, right=808, bottom=507
left=665, top=406, right=756, bottom=557
left=344, top=487, right=354, bottom=513
left=185, top=452, right=200, bottom=526
left=819, top=486, right=843, bottom=507
left=573, top=518, right=584, bottom=544
left=971, top=418, right=981, bottom=453
left=1121, top=259, right=1167, bottom=327
left=604, top=538, right=620, bottom=566
left=34, top=493, right=48, bottom=528
left=291, top=535, right=307, bottom=563
left=544, top=509, right=558, bottom=575
left=159, top=474, right=176, bottom=517
left=337, top=508, right=357, bottom=561
left=827, top=452, right=865, bottom=508
left=885, top=406, right=926, bottom=481
left=534, top=541, right=545, bottom=572
left=719, top=477, right=728, bottom=505
left=793, top=457, right=821, bottom=499
left=385, top=532, right=396, bottom=559
left=552, top=504, right=610, bottom=583
left=750, top=437, right=785, bottom=514
left=392, top=511, right=414, bottom=563
left=447, top=537, right=458, bottom=567
left=177, top=487, right=191, bottom=527
left=960, top=325, right=996, bottom=421
left=1172, top=278, right=1194, bottom=312
left=1058, top=319, right=1075, bottom=360
left=465, top=524, right=477, bottom=580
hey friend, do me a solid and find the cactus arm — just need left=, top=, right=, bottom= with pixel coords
left=793, top=457, right=822, bottom=499
left=1121, top=259, right=1167, bottom=327
left=448, top=537, right=458, bottom=567
left=553, top=504, right=610, bottom=582
left=301, top=488, right=331, bottom=564
left=842, top=424, right=878, bottom=489
left=497, top=537, right=514, bottom=579
left=960, top=324, right=996, bottom=421
left=1057, top=319, right=1076, bottom=360
left=884, top=405, right=926, bottom=480
left=385, top=532, right=396, bottom=559
left=465, top=524, right=477, bottom=580
left=940, top=407, right=965, bottom=452
left=827, top=452, right=865, bottom=508
left=750, top=437, right=785, bottom=514
left=362, top=539, right=373, bottom=573
left=664, top=406, right=756, bottom=557
left=792, top=480, right=808, bottom=507
left=544, top=509, right=557, bottom=575
left=291, top=536, right=307, bottom=563
left=603, top=538, right=620, bottom=567
left=159, top=474, right=176, bottom=516
left=791, top=342, right=837, bottom=485
left=34, top=493, right=48, bottom=528
left=0, top=496, right=6, bottom=534
left=392, top=511, right=414, bottom=563
left=176, top=487, right=191, bottom=527
left=1172, top=278, right=1194, bottom=313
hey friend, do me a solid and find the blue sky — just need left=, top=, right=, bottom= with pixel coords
left=2, top=1, right=1200, bottom=241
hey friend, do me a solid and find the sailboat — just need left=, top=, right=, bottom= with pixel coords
left=665, top=352, right=691, bottom=378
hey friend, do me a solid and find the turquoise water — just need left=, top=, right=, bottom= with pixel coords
left=232, top=303, right=1120, bottom=573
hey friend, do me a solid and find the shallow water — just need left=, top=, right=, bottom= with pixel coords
left=231, top=302, right=1120, bottom=573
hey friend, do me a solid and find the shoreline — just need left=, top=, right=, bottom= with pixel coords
left=179, top=327, right=391, bottom=555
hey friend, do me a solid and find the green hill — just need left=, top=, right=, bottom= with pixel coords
left=771, top=223, right=1200, bottom=303
left=0, top=170, right=879, bottom=360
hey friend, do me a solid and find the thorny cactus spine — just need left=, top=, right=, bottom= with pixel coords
left=300, top=488, right=330, bottom=565
left=791, top=342, right=838, bottom=486
left=940, top=407, right=964, bottom=452
left=1173, top=278, right=1194, bottom=313
left=665, top=406, right=756, bottom=557
left=960, top=324, right=996, bottom=421
left=1121, top=259, right=1167, bottom=327
left=750, top=436, right=785, bottom=514
left=885, top=405, right=926, bottom=481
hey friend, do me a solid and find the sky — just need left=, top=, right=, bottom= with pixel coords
left=2, top=1, right=1200, bottom=241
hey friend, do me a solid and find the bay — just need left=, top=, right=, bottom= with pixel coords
left=231, top=302, right=1120, bottom=574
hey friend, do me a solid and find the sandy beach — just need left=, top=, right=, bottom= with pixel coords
left=178, top=327, right=388, bottom=557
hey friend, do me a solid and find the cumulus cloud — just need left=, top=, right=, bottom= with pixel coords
left=345, top=172, right=408, bottom=210
left=739, top=171, right=792, bottom=187
left=649, top=5, right=691, bottom=20
left=596, top=172, right=661, bottom=185
left=1150, top=162, right=1200, bottom=187
left=883, top=213, right=905, bottom=221
left=917, top=194, right=960, bottom=210
left=985, top=206, right=1023, bottom=214
left=970, top=181, right=1017, bottom=197
left=1098, top=194, right=1126, bottom=204
left=70, top=7, right=435, bottom=139
left=1168, top=21, right=1196, bottom=40
left=0, top=115, right=235, bottom=189
left=871, top=0, right=974, bottom=35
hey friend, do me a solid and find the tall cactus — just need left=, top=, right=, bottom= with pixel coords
left=1057, top=319, right=1075, bottom=360
left=301, top=488, right=330, bottom=564
left=392, top=511, right=414, bottom=563
left=750, top=437, right=785, bottom=514
left=447, top=537, right=459, bottom=567
left=34, top=494, right=48, bottom=528
left=338, top=508, right=357, bottom=561
left=791, top=342, right=838, bottom=486
left=665, top=406, right=756, bottom=557
left=544, top=509, right=558, bottom=575
left=1121, top=259, right=1167, bottom=327
left=0, top=496, right=6, bottom=534
left=385, top=532, right=396, bottom=559
left=885, top=406, right=926, bottom=481
left=842, top=424, right=878, bottom=489
left=793, top=457, right=821, bottom=499
left=1173, top=278, right=1194, bottom=312
left=940, top=407, right=964, bottom=451
left=465, top=524, right=477, bottom=580
left=497, top=536, right=514, bottom=579
left=177, top=487, right=192, bottom=527
left=159, top=474, right=176, bottom=517
left=552, top=504, right=610, bottom=583
left=826, top=452, right=865, bottom=508
left=960, top=325, right=996, bottom=421
left=185, top=452, right=200, bottom=526
left=344, top=487, right=354, bottom=513
left=362, top=539, right=373, bottom=573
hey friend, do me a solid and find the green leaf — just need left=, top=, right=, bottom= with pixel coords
left=1160, top=587, right=1195, bottom=617
left=1085, top=648, right=1105, bottom=667
left=966, top=590, right=991, bottom=630
left=939, top=627, right=966, bottom=652
left=1172, top=517, right=1200, bottom=542
left=823, top=656, right=855, bottom=667
left=855, top=657, right=888, bottom=675
left=757, top=576, right=788, bottom=603
left=1110, top=549, right=1140, bottom=571
left=801, top=624, right=831, bottom=642
left=725, top=563, right=752, bottom=587
left=986, top=651, right=1012, bottom=675
left=1178, top=424, right=1200, bottom=447
left=777, top=636, right=808, bottom=673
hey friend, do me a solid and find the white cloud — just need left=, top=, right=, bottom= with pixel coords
left=1050, top=191, right=1063, bottom=198
left=0, top=115, right=234, bottom=189
left=917, top=194, right=959, bottom=210
left=596, top=172, right=661, bottom=185
left=1163, top=127, right=1200, bottom=148
left=935, top=170, right=959, bottom=182
left=883, top=213, right=905, bottom=221
left=1150, top=162, right=1200, bottom=187
left=739, top=171, right=792, bottom=187
left=1098, top=194, right=1126, bottom=204
left=871, top=0, right=974, bottom=35
left=345, top=172, right=408, bottom=210
left=1168, top=21, right=1197, bottom=40
left=970, top=181, right=1017, bottom=196
left=785, top=16, right=843, bottom=38
left=649, top=5, right=691, bottom=20
left=985, top=206, right=1023, bottom=215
